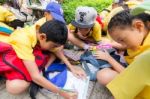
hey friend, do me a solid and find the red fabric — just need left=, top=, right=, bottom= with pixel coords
left=0, top=42, right=49, bottom=82
left=96, top=16, right=104, bottom=29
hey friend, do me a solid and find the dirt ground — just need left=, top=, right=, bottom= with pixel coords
left=0, top=80, right=113, bottom=99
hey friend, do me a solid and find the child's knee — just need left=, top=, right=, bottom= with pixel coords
left=96, top=68, right=118, bottom=85
left=6, top=80, right=30, bottom=95
left=96, top=69, right=109, bottom=85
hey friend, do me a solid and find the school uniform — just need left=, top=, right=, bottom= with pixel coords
left=68, top=21, right=102, bottom=43
left=107, top=32, right=150, bottom=99
left=0, top=25, right=49, bottom=81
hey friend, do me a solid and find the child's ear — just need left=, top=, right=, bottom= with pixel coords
left=44, top=12, right=49, bottom=17
left=132, top=20, right=145, bottom=32
left=44, top=12, right=53, bottom=21
left=39, top=33, right=47, bottom=40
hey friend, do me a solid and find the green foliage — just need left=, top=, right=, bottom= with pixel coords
left=0, top=0, right=5, bottom=4
left=62, top=0, right=112, bottom=24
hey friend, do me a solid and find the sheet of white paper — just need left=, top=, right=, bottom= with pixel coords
left=63, top=71, right=90, bottom=99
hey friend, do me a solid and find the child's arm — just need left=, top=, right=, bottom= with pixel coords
left=68, top=31, right=89, bottom=50
left=23, top=60, right=77, bottom=98
left=101, top=38, right=126, bottom=50
left=93, top=50, right=125, bottom=73
left=53, top=47, right=86, bottom=79
left=44, top=53, right=56, bottom=69
left=111, top=41, right=126, bottom=50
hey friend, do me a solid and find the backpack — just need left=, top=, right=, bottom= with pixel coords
left=44, top=63, right=67, bottom=88
left=0, top=26, right=13, bottom=35
left=80, top=49, right=127, bottom=80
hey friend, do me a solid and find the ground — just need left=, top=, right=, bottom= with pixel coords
left=0, top=79, right=113, bottom=99
left=0, top=49, right=113, bottom=99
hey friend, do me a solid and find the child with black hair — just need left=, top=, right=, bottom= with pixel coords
left=94, top=2, right=150, bottom=98
left=0, top=20, right=77, bottom=99
left=35, top=2, right=86, bottom=79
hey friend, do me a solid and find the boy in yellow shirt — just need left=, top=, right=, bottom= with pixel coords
left=0, top=20, right=77, bottom=99
left=68, top=6, right=102, bottom=50
left=94, top=1, right=150, bottom=98
left=34, top=2, right=86, bottom=79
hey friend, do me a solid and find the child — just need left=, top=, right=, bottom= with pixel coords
left=95, top=5, right=150, bottom=98
left=0, top=20, right=77, bottom=99
left=34, top=2, right=86, bottom=79
left=68, top=6, right=102, bottom=50
left=34, top=2, right=65, bottom=25
left=101, top=0, right=141, bottom=35
left=0, top=5, right=24, bottom=30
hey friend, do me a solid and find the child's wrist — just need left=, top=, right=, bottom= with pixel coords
left=107, top=55, right=114, bottom=63
left=54, top=87, right=61, bottom=95
left=58, top=88, right=71, bottom=96
left=57, top=87, right=62, bottom=95
left=83, top=44, right=89, bottom=50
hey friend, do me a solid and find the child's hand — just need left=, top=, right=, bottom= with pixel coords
left=59, top=89, right=78, bottom=99
left=93, top=50, right=111, bottom=61
left=70, top=66, right=86, bottom=79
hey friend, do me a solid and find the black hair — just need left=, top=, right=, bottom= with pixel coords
left=39, top=20, right=68, bottom=45
left=134, top=13, right=150, bottom=30
left=108, top=10, right=150, bottom=33
left=8, top=19, right=24, bottom=29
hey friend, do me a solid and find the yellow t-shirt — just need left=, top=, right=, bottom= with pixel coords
left=0, top=6, right=16, bottom=22
left=107, top=50, right=150, bottom=99
left=34, top=17, right=47, bottom=27
left=100, top=5, right=112, bottom=21
left=125, top=0, right=141, bottom=9
left=125, top=32, right=150, bottom=64
left=0, top=25, right=37, bottom=61
left=107, top=32, right=150, bottom=99
left=68, top=21, right=102, bottom=42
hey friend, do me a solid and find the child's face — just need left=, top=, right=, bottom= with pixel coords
left=109, top=27, right=145, bottom=50
left=78, top=28, right=91, bottom=35
left=77, top=28, right=91, bottom=38
left=40, top=40, right=61, bottom=51
left=37, top=33, right=61, bottom=51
